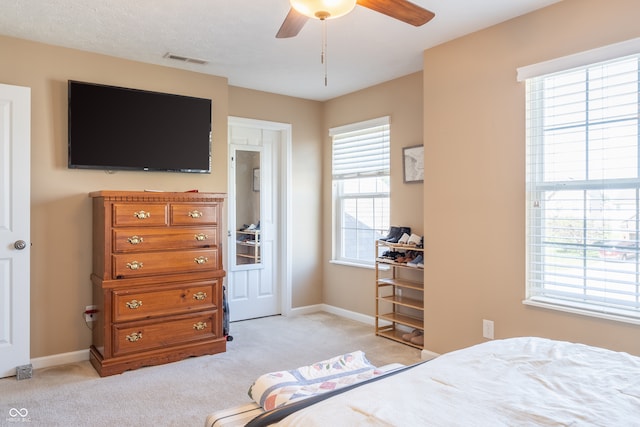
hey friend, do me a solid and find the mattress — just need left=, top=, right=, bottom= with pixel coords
left=266, top=337, right=640, bottom=426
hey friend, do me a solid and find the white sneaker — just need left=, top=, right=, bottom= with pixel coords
left=407, top=255, right=423, bottom=267
left=407, top=234, right=422, bottom=246
left=397, top=233, right=410, bottom=244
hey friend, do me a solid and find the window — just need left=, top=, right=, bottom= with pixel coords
left=521, top=41, right=640, bottom=323
left=330, top=117, right=390, bottom=266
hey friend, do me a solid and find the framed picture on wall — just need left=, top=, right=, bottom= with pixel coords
left=403, top=145, right=424, bottom=183
left=253, top=168, right=260, bottom=192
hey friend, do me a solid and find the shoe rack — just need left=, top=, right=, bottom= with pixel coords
left=375, top=240, right=424, bottom=349
left=236, top=229, right=261, bottom=265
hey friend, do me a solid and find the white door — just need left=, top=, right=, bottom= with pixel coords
left=227, top=118, right=291, bottom=321
left=0, top=83, right=31, bottom=378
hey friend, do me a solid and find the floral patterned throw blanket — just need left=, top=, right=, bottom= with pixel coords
left=248, top=351, right=384, bottom=411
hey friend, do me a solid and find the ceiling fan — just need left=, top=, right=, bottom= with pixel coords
left=276, top=0, right=436, bottom=38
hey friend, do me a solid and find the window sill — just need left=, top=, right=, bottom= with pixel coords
left=523, top=298, right=640, bottom=326
left=329, top=260, right=374, bottom=270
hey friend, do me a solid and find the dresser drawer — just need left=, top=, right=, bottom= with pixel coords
left=113, top=227, right=218, bottom=252
left=112, top=249, right=218, bottom=278
left=170, top=203, right=219, bottom=225
left=112, top=280, right=219, bottom=322
left=112, top=203, right=168, bottom=227
left=112, top=311, right=219, bottom=356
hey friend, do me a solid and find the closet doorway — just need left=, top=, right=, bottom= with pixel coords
left=227, top=117, right=292, bottom=321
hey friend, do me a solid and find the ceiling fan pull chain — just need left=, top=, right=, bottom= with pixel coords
left=321, top=18, right=328, bottom=86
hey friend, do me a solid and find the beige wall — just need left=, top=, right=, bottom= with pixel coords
left=1, top=35, right=324, bottom=358
left=322, top=72, right=424, bottom=315
left=423, top=0, right=640, bottom=355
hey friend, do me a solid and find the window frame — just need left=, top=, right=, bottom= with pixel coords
left=330, top=117, right=390, bottom=267
left=520, top=41, right=640, bottom=324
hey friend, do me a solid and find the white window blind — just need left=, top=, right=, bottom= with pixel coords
left=331, top=116, right=390, bottom=180
left=525, top=50, right=640, bottom=323
left=331, top=117, right=390, bottom=265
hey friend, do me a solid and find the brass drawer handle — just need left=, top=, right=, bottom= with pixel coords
left=125, top=299, right=143, bottom=309
left=126, top=261, right=143, bottom=270
left=126, top=332, right=143, bottom=342
left=194, top=233, right=208, bottom=241
left=127, top=235, right=144, bottom=245
left=194, top=256, right=208, bottom=265
left=133, top=210, right=151, bottom=219
left=193, top=292, right=207, bottom=300
left=188, top=210, right=203, bottom=218
left=193, top=322, right=207, bottom=331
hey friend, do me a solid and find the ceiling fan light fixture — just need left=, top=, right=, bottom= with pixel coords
left=290, top=0, right=357, bottom=20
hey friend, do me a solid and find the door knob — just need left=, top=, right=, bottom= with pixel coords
left=14, top=240, right=27, bottom=250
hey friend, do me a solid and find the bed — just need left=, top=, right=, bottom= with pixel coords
left=205, top=337, right=640, bottom=426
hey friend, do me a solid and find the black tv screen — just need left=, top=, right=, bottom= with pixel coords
left=68, top=80, right=211, bottom=173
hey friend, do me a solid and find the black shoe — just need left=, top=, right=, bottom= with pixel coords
left=379, top=226, right=401, bottom=241
left=387, top=227, right=411, bottom=243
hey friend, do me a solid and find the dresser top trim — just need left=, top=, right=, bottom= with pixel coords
left=89, top=191, right=227, bottom=202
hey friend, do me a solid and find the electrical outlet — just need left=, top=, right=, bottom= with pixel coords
left=482, top=319, right=494, bottom=339
left=85, top=305, right=97, bottom=322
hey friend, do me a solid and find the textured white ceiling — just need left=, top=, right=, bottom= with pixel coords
left=0, top=0, right=562, bottom=101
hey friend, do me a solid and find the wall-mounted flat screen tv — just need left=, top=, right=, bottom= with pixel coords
left=68, top=80, right=212, bottom=173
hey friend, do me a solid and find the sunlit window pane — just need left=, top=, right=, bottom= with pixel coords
left=526, top=53, right=640, bottom=321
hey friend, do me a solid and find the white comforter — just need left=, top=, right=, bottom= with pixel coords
left=275, top=337, right=640, bottom=426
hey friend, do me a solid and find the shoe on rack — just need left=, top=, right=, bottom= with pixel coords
left=378, top=251, right=402, bottom=263
left=397, top=233, right=411, bottom=245
left=379, top=226, right=400, bottom=241
left=402, top=329, right=422, bottom=342
left=407, top=255, right=423, bottom=267
left=387, top=227, right=411, bottom=243
left=410, top=334, right=424, bottom=346
left=406, top=234, right=422, bottom=246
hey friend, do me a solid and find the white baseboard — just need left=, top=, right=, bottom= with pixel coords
left=290, top=303, right=376, bottom=325
left=421, top=349, right=440, bottom=360
left=320, top=304, right=377, bottom=325
left=31, top=349, right=89, bottom=370
left=288, top=303, right=324, bottom=316
left=31, top=305, right=438, bottom=370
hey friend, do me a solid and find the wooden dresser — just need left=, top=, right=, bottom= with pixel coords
left=89, top=191, right=227, bottom=376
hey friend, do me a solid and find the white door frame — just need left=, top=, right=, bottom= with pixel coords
left=228, top=116, right=292, bottom=317
left=0, top=83, right=31, bottom=378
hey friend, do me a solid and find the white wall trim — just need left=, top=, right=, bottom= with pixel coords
left=290, top=303, right=376, bottom=325
left=289, top=304, right=324, bottom=316
left=320, top=304, right=377, bottom=325
left=421, top=349, right=439, bottom=360
left=517, top=37, right=640, bottom=81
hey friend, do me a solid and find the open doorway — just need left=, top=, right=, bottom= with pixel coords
left=227, top=117, right=292, bottom=321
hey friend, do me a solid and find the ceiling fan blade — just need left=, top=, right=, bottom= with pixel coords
left=357, top=0, right=435, bottom=26
left=276, top=8, right=309, bottom=38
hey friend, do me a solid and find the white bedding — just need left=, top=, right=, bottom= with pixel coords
left=271, top=337, right=640, bottom=426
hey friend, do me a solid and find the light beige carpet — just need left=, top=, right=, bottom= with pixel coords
left=0, top=312, right=422, bottom=427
